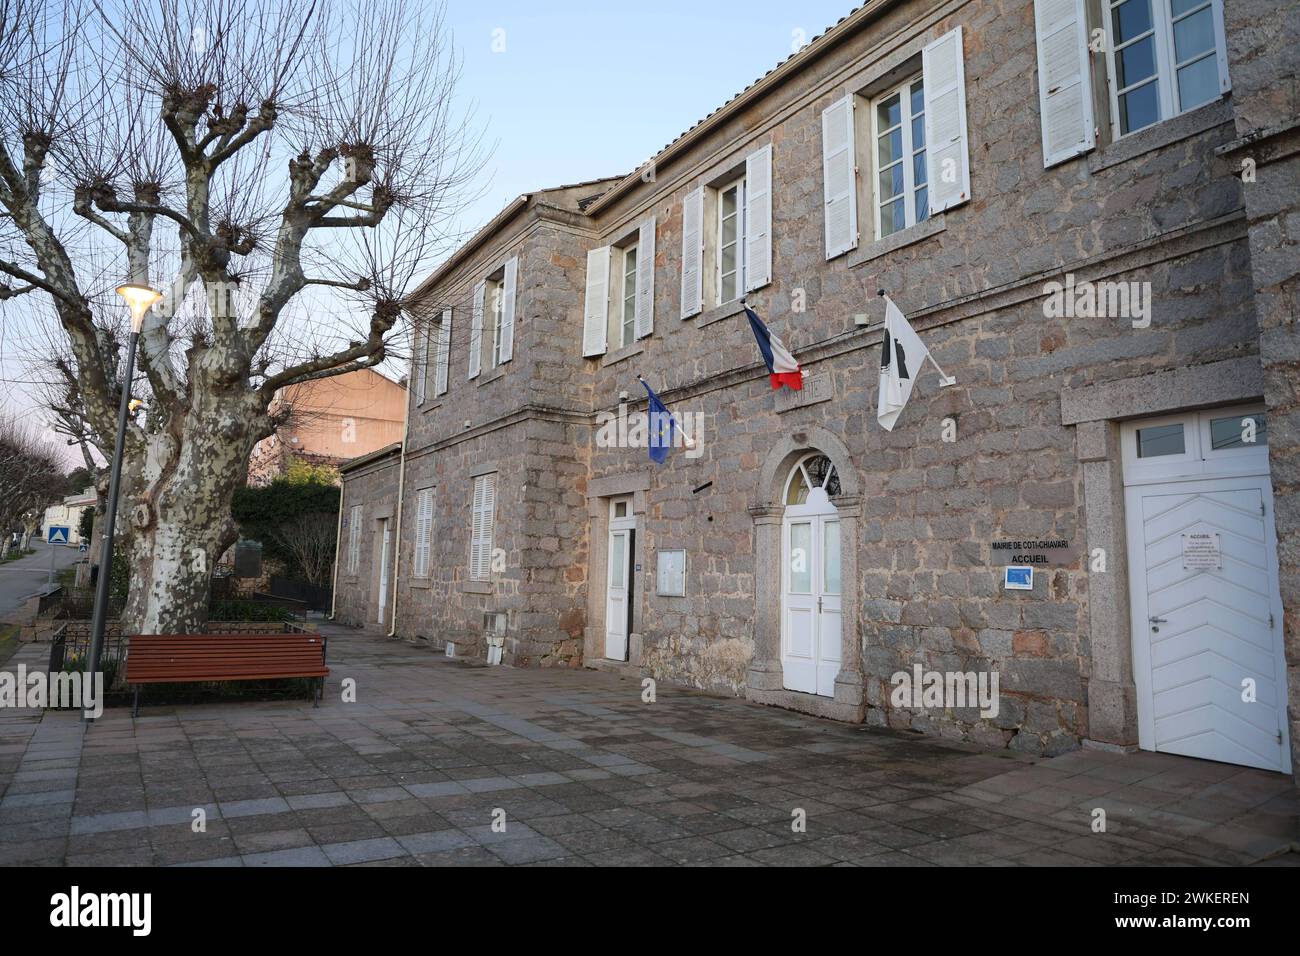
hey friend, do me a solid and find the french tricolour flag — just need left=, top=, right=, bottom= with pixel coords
left=744, top=306, right=803, bottom=391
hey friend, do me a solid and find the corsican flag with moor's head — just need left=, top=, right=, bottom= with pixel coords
left=877, top=295, right=930, bottom=431
left=744, top=306, right=803, bottom=391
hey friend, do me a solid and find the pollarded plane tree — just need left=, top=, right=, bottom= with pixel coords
left=0, top=0, right=483, bottom=630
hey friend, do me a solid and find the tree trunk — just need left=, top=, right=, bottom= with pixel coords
left=119, top=387, right=268, bottom=633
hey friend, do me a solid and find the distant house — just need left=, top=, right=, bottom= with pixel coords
left=247, top=368, right=406, bottom=486
left=42, top=487, right=96, bottom=544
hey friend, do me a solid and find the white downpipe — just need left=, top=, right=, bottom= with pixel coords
left=327, top=483, right=345, bottom=621
left=386, top=382, right=412, bottom=639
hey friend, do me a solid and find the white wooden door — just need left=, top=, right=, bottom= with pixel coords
left=377, top=519, right=391, bottom=625
left=605, top=498, right=634, bottom=661
left=781, top=464, right=842, bottom=698
left=1127, top=476, right=1290, bottom=772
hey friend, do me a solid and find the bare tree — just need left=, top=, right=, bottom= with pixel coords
left=0, top=416, right=62, bottom=557
left=268, top=511, right=338, bottom=588
left=0, top=0, right=483, bottom=629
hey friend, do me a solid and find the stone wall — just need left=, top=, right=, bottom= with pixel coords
left=333, top=451, right=400, bottom=628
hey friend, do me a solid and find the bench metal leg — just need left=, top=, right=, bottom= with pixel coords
left=132, top=686, right=140, bottom=718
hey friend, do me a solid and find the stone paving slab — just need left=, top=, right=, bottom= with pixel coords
left=0, top=629, right=1296, bottom=866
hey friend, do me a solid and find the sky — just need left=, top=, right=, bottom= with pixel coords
left=445, top=0, right=857, bottom=230
left=0, top=0, right=860, bottom=467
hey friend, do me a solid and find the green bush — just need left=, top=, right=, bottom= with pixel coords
left=78, top=506, right=94, bottom=541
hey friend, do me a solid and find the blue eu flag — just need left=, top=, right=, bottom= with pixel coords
left=641, top=378, right=675, bottom=464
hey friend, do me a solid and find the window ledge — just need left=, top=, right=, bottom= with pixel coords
left=695, top=298, right=748, bottom=329
left=846, top=214, right=946, bottom=270
left=419, top=399, right=444, bottom=414
left=475, top=365, right=507, bottom=388
left=1089, top=98, right=1233, bottom=174
left=462, top=579, right=492, bottom=594
left=601, top=340, right=644, bottom=367
left=410, top=578, right=431, bottom=589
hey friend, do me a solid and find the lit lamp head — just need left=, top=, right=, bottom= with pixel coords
left=115, top=283, right=162, bottom=332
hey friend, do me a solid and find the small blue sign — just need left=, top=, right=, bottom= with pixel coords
left=1004, top=565, right=1033, bottom=590
left=47, top=526, right=70, bottom=545
left=78, top=541, right=88, bottom=553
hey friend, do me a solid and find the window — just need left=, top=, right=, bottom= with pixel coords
left=1104, top=0, right=1228, bottom=137
left=872, top=77, right=928, bottom=239
left=486, top=279, right=505, bottom=368
left=1122, top=405, right=1269, bottom=483
left=620, top=244, right=638, bottom=348
left=1209, top=411, right=1267, bottom=450
left=717, top=177, right=745, bottom=305
left=1136, top=422, right=1185, bottom=458
left=469, top=474, right=496, bottom=581
left=431, top=309, right=450, bottom=397
left=347, top=504, right=362, bottom=574
left=468, top=257, right=515, bottom=379
left=819, top=27, right=968, bottom=257
left=413, top=488, right=433, bottom=577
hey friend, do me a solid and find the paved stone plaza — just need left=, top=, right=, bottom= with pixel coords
left=1, top=626, right=1296, bottom=867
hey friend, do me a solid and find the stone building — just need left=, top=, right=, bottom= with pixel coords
left=335, top=0, right=1299, bottom=782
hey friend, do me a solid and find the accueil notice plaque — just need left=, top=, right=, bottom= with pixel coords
left=1182, top=532, right=1221, bottom=571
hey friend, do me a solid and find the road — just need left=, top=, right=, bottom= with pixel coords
left=0, top=539, right=82, bottom=622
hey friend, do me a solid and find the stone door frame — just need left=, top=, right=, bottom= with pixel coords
left=747, top=426, right=865, bottom=721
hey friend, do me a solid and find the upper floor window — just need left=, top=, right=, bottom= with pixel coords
left=582, top=218, right=657, bottom=357
left=619, top=243, right=638, bottom=349
left=872, top=76, right=929, bottom=240
left=819, top=27, right=969, bottom=260
left=680, top=145, right=771, bottom=317
left=1103, top=0, right=1228, bottom=137
left=717, top=177, right=745, bottom=305
left=468, top=257, right=516, bottom=380
left=486, top=278, right=506, bottom=368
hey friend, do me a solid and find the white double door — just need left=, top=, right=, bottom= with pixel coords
left=1127, top=474, right=1290, bottom=773
left=782, top=493, right=842, bottom=697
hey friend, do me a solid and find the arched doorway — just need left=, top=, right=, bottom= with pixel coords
left=781, top=455, right=842, bottom=696
left=748, top=428, right=864, bottom=722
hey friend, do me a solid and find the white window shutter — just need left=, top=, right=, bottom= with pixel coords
left=414, top=488, right=432, bottom=577
left=821, top=95, right=858, bottom=260
left=468, top=280, right=484, bottom=379
left=435, top=309, right=451, bottom=396
left=468, top=480, right=482, bottom=579
left=744, top=145, right=772, bottom=291
left=923, top=26, right=972, bottom=215
left=499, top=256, right=517, bottom=363
left=583, top=246, right=610, bottom=356
left=634, top=217, right=656, bottom=339
left=481, top=474, right=495, bottom=575
left=412, top=324, right=426, bottom=405
left=1034, top=0, right=1095, bottom=168
left=680, top=187, right=704, bottom=318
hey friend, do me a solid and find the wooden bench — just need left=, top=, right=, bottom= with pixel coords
left=125, top=632, right=329, bottom=716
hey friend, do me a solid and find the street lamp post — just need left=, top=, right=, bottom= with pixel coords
left=86, top=283, right=161, bottom=715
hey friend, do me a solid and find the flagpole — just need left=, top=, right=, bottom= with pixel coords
left=878, top=289, right=956, bottom=387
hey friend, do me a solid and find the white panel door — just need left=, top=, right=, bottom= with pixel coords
left=1127, top=477, right=1290, bottom=773
left=377, top=519, right=391, bottom=625
left=782, top=508, right=842, bottom=698
left=605, top=528, right=630, bottom=661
